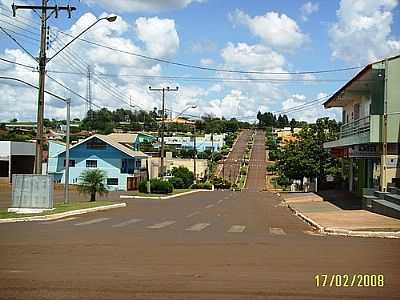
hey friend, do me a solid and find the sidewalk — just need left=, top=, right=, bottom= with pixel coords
left=280, top=191, right=400, bottom=238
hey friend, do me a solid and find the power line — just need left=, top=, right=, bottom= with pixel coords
left=0, top=56, right=37, bottom=69
left=54, top=29, right=363, bottom=75
left=46, top=73, right=102, bottom=109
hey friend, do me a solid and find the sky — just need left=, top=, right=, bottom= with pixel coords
left=0, top=0, right=399, bottom=123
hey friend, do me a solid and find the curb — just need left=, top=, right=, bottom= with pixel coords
left=120, top=189, right=211, bottom=200
left=0, top=203, right=127, bottom=224
left=277, top=194, right=400, bottom=239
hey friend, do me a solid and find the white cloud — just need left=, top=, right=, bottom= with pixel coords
left=83, top=0, right=205, bottom=13
left=0, top=13, right=181, bottom=121
left=191, top=40, right=216, bottom=53
left=200, top=58, right=214, bottom=66
left=135, top=17, right=179, bottom=58
left=329, top=0, right=400, bottom=65
left=282, top=93, right=340, bottom=122
left=231, top=9, right=306, bottom=51
left=300, top=2, right=319, bottom=21
left=221, top=42, right=286, bottom=71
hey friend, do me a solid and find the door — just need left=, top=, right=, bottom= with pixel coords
left=127, top=177, right=138, bottom=191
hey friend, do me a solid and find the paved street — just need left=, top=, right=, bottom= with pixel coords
left=219, top=129, right=252, bottom=183
left=245, top=129, right=266, bottom=191
left=0, top=189, right=399, bottom=299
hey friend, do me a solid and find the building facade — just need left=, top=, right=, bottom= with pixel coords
left=323, top=55, right=400, bottom=196
left=163, top=133, right=225, bottom=152
left=48, top=135, right=148, bottom=191
left=0, top=141, right=36, bottom=182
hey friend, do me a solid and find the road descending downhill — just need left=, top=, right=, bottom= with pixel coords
left=244, top=129, right=266, bottom=191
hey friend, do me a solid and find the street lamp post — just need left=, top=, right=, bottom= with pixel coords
left=64, top=98, right=71, bottom=204
left=34, top=15, right=117, bottom=174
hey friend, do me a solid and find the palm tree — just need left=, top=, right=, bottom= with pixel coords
left=78, top=169, right=108, bottom=202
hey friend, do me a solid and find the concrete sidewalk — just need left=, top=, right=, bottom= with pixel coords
left=280, top=191, right=400, bottom=238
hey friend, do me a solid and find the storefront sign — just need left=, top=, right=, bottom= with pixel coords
left=348, top=145, right=378, bottom=158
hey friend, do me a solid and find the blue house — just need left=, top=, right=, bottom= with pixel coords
left=47, top=134, right=148, bottom=191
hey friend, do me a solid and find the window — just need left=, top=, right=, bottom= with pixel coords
left=86, top=160, right=97, bottom=168
left=63, top=160, right=75, bottom=167
left=107, top=178, right=118, bottom=185
left=86, top=138, right=107, bottom=150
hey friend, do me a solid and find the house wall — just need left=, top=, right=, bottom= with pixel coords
left=48, top=140, right=144, bottom=191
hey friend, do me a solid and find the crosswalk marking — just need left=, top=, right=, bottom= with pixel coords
left=228, top=225, right=246, bottom=233
left=185, top=212, right=199, bottom=218
left=185, top=223, right=210, bottom=231
left=41, top=217, right=78, bottom=224
left=269, top=227, right=286, bottom=235
left=74, top=218, right=110, bottom=226
left=146, top=221, right=176, bottom=229
left=112, top=218, right=143, bottom=228
left=205, top=204, right=214, bottom=209
left=217, top=199, right=224, bottom=204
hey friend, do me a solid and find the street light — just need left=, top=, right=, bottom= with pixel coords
left=32, top=15, right=117, bottom=174
left=173, top=105, right=198, bottom=182
left=48, top=15, right=117, bottom=63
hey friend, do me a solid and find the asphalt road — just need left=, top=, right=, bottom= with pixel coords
left=220, top=129, right=252, bottom=183
left=1, top=130, right=399, bottom=299
left=0, top=190, right=399, bottom=299
left=245, top=129, right=266, bottom=191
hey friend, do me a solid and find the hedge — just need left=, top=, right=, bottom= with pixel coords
left=139, top=179, right=174, bottom=194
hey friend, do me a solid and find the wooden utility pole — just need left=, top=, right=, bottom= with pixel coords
left=12, top=1, right=76, bottom=174
left=149, top=86, right=179, bottom=177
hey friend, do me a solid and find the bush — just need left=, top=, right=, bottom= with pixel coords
left=171, top=166, right=194, bottom=188
left=240, top=166, right=247, bottom=175
left=212, top=177, right=231, bottom=189
left=169, top=176, right=185, bottom=189
left=191, top=182, right=213, bottom=190
left=139, top=180, right=148, bottom=193
left=139, top=179, right=174, bottom=194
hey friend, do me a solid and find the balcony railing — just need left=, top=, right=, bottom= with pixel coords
left=340, top=116, right=370, bottom=139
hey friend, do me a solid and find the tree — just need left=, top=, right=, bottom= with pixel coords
left=274, top=117, right=340, bottom=188
left=290, top=118, right=297, bottom=133
left=171, top=166, right=194, bottom=188
left=78, top=169, right=108, bottom=202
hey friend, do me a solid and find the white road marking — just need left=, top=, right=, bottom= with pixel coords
left=228, top=225, right=246, bottom=233
left=146, top=220, right=176, bottom=229
left=269, top=227, right=286, bottom=235
left=112, top=218, right=143, bottom=228
left=185, top=223, right=210, bottom=231
left=217, top=199, right=224, bottom=204
left=185, top=212, right=200, bottom=218
left=205, top=204, right=214, bottom=209
left=74, top=218, right=110, bottom=226
left=41, top=217, right=78, bottom=224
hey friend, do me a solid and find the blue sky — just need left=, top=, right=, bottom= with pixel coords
left=0, top=0, right=399, bottom=122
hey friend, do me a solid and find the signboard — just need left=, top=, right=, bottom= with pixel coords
left=348, top=145, right=378, bottom=158
left=11, top=174, right=53, bottom=209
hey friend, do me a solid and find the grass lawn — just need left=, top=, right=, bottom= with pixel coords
left=0, top=201, right=115, bottom=219
left=128, top=189, right=193, bottom=197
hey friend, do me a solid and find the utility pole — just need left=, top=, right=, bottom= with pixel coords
left=193, top=125, right=197, bottom=183
left=64, top=98, right=71, bottom=204
left=210, top=130, right=214, bottom=180
left=149, top=86, right=179, bottom=177
left=86, top=65, right=93, bottom=118
left=12, top=1, right=76, bottom=174
left=382, top=59, right=389, bottom=192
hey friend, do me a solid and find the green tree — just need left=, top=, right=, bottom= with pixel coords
left=171, top=166, right=194, bottom=188
left=275, top=117, right=340, bottom=188
left=78, top=169, right=108, bottom=202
